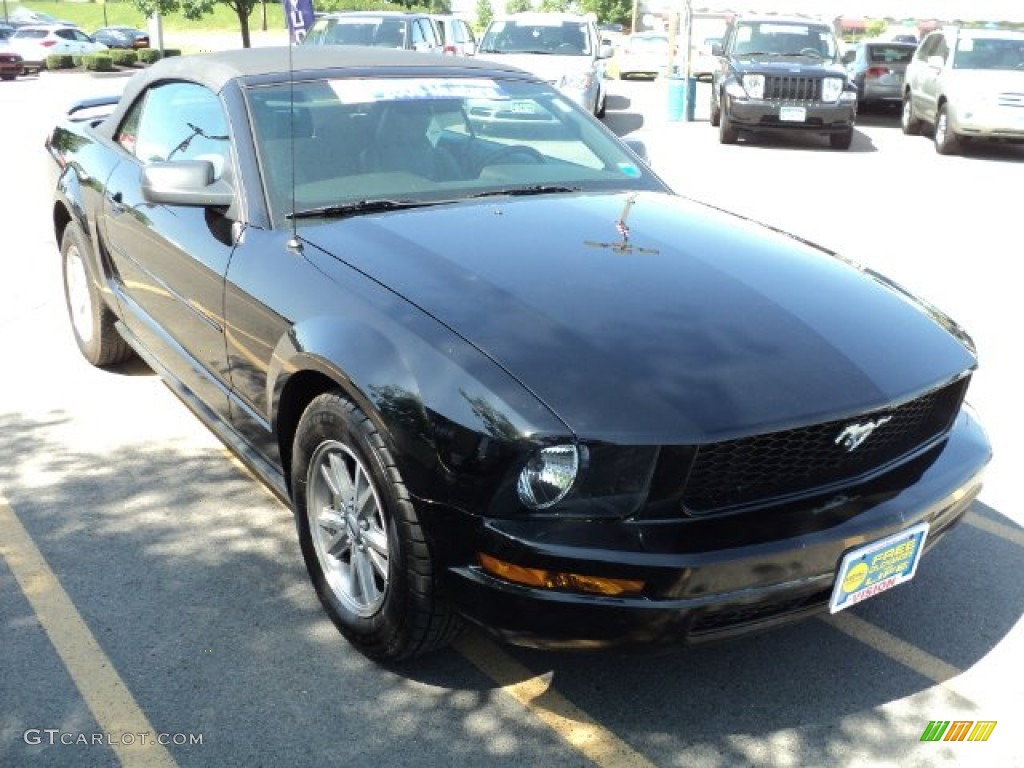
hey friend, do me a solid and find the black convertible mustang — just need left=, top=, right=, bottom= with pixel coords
left=46, top=47, right=990, bottom=660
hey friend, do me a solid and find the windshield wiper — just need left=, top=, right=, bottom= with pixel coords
left=780, top=50, right=825, bottom=58
left=737, top=50, right=778, bottom=57
left=288, top=199, right=438, bottom=220
left=469, top=185, right=581, bottom=199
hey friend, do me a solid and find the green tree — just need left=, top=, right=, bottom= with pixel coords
left=429, top=0, right=452, bottom=13
left=132, top=0, right=259, bottom=48
left=506, top=0, right=532, bottom=14
left=579, top=0, right=631, bottom=27
left=865, top=20, right=888, bottom=38
left=476, top=0, right=493, bottom=30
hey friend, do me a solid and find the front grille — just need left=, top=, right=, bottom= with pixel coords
left=997, top=92, right=1024, bottom=108
left=681, top=377, right=968, bottom=514
left=765, top=76, right=822, bottom=101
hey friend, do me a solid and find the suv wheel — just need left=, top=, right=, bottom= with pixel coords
left=901, top=94, right=921, bottom=135
left=933, top=104, right=961, bottom=155
left=719, top=103, right=738, bottom=144
left=710, top=93, right=721, bottom=126
left=830, top=129, right=853, bottom=150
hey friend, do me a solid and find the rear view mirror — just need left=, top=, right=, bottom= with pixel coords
left=842, top=50, right=856, bottom=65
left=142, top=160, right=234, bottom=207
left=711, top=42, right=723, bottom=56
left=598, top=42, right=614, bottom=59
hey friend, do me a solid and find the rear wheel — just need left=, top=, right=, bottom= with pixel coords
left=710, top=94, right=721, bottom=126
left=292, top=393, right=462, bottom=661
left=901, top=94, right=921, bottom=135
left=933, top=104, right=961, bottom=155
left=61, top=221, right=134, bottom=367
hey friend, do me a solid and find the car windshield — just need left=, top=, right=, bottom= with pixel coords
left=867, top=44, right=914, bottom=64
left=246, top=75, right=660, bottom=225
left=733, top=22, right=838, bottom=59
left=953, top=36, right=1024, bottom=70
left=479, top=20, right=591, bottom=56
left=304, top=17, right=408, bottom=48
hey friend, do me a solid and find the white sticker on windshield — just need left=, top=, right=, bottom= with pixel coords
left=327, top=78, right=507, bottom=104
left=959, top=39, right=975, bottom=52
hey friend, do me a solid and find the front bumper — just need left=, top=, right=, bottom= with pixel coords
left=951, top=103, right=1024, bottom=140
left=434, top=407, right=989, bottom=649
left=728, top=97, right=856, bottom=133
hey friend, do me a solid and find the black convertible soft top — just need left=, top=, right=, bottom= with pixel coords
left=97, top=45, right=531, bottom=138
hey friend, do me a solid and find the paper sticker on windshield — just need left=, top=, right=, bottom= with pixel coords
left=617, top=163, right=640, bottom=177
left=327, top=78, right=507, bottom=104
left=959, top=39, right=974, bottom=52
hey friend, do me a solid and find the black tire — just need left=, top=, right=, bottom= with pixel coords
left=901, top=94, right=921, bottom=135
left=710, top=94, right=721, bottom=126
left=719, top=103, right=738, bottom=144
left=830, top=128, right=854, bottom=150
left=1, top=74, right=16, bottom=81
left=292, top=393, right=462, bottom=661
left=61, top=221, right=134, bottom=367
left=933, top=104, right=961, bottom=155
left=595, top=92, right=607, bottom=119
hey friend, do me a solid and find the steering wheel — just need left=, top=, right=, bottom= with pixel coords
left=480, top=145, right=546, bottom=169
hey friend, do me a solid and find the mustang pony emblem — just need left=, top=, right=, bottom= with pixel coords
left=835, top=416, right=892, bottom=452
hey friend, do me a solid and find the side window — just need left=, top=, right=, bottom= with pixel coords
left=56, top=29, right=76, bottom=41
left=917, top=34, right=938, bottom=60
left=73, top=30, right=91, bottom=42
left=411, top=19, right=425, bottom=47
left=116, top=82, right=231, bottom=180
left=934, top=37, right=949, bottom=62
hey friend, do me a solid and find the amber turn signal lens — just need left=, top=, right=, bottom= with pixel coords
left=478, top=553, right=645, bottom=596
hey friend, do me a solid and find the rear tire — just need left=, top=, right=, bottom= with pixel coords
left=933, top=104, right=961, bottom=155
left=710, top=95, right=721, bottom=126
left=901, top=94, right=921, bottom=135
left=292, top=393, right=462, bottom=661
left=61, top=221, right=134, bottom=367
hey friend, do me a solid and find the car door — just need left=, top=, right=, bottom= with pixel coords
left=102, top=81, right=236, bottom=418
left=910, top=33, right=945, bottom=122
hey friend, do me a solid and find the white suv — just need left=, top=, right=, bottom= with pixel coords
left=9, top=25, right=107, bottom=71
left=476, top=13, right=614, bottom=118
left=902, top=26, right=1024, bottom=154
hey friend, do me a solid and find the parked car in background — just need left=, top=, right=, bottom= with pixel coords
left=710, top=15, right=858, bottom=149
left=0, top=44, right=23, bottom=79
left=845, top=40, right=916, bottom=106
left=8, top=25, right=107, bottom=71
left=0, top=23, right=16, bottom=42
left=44, top=46, right=990, bottom=662
left=303, top=11, right=443, bottom=53
left=616, top=32, right=671, bottom=79
left=902, top=26, right=1024, bottom=154
left=430, top=14, right=476, bottom=56
left=477, top=12, right=613, bottom=117
left=92, top=26, right=150, bottom=49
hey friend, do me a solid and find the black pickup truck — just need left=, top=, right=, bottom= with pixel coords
left=710, top=15, right=859, bottom=149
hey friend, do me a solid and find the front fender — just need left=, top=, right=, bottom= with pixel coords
left=270, top=310, right=571, bottom=507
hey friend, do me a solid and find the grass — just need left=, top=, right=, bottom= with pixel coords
left=8, top=1, right=286, bottom=33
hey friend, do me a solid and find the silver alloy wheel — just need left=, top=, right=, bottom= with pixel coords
left=306, top=440, right=390, bottom=617
left=901, top=100, right=911, bottom=130
left=64, top=243, right=94, bottom=345
left=935, top=111, right=947, bottom=145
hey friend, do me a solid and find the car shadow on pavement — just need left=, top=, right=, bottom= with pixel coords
left=3, top=407, right=1018, bottom=767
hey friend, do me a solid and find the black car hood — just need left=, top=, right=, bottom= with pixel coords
left=301, top=191, right=976, bottom=444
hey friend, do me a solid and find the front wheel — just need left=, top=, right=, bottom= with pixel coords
left=719, top=104, right=738, bottom=144
left=830, top=128, right=854, bottom=150
left=61, top=221, right=134, bottom=367
left=710, top=95, right=721, bottom=126
left=933, top=104, right=961, bottom=155
left=292, top=393, right=461, bottom=661
left=901, top=94, right=921, bottom=135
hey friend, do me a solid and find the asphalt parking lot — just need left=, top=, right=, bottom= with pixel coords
left=1, top=65, right=1022, bottom=768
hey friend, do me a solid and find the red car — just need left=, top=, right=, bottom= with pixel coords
left=0, top=46, right=23, bottom=80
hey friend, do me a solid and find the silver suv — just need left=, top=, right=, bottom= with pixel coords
left=476, top=13, right=613, bottom=117
left=902, top=26, right=1024, bottom=154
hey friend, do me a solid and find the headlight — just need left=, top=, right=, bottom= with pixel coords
left=822, top=77, right=844, bottom=102
left=517, top=445, right=579, bottom=509
left=561, top=72, right=594, bottom=90
left=743, top=73, right=765, bottom=100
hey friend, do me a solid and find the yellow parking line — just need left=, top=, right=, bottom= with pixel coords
left=826, top=611, right=961, bottom=685
left=965, top=511, right=1024, bottom=548
left=455, top=632, right=657, bottom=768
left=0, top=496, right=177, bottom=768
